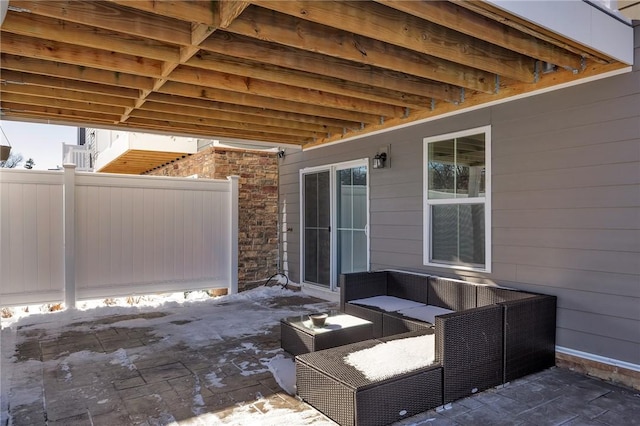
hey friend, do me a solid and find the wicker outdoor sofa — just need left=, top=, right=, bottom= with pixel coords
left=295, top=270, right=557, bottom=426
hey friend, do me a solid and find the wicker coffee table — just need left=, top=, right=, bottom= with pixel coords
left=280, top=312, right=374, bottom=356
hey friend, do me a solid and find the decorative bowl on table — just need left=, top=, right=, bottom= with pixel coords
left=309, top=313, right=328, bottom=327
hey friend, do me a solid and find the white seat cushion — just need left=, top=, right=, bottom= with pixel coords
left=349, top=295, right=426, bottom=312
left=396, top=305, right=455, bottom=324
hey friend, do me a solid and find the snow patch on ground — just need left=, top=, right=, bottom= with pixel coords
left=192, top=374, right=205, bottom=416
left=267, top=355, right=296, bottom=395
left=109, top=348, right=138, bottom=370
left=60, top=361, right=72, bottom=382
left=167, top=401, right=335, bottom=426
left=205, top=371, right=225, bottom=388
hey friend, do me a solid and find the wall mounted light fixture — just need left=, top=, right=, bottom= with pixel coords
left=373, top=145, right=390, bottom=169
left=372, top=152, right=386, bottom=169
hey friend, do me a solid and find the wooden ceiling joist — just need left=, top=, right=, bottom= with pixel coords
left=185, top=52, right=437, bottom=109
left=1, top=11, right=181, bottom=62
left=144, top=92, right=361, bottom=131
left=0, top=69, right=141, bottom=101
left=106, top=0, right=218, bottom=26
left=0, top=33, right=164, bottom=77
left=378, top=0, right=584, bottom=71
left=140, top=101, right=344, bottom=135
left=159, top=81, right=382, bottom=124
left=0, top=0, right=629, bottom=156
left=1, top=93, right=127, bottom=116
left=124, top=116, right=307, bottom=144
left=200, top=31, right=461, bottom=104
left=0, top=54, right=154, bottom=91
left=10, top=0, right=193, bottom=45
left=1, top=83, right=136, bottom=109
left=249, top=0, right=537, bottom=83
left=226, top=6, right=497, bottom=94
left=128, top=108, right=321, bottom=139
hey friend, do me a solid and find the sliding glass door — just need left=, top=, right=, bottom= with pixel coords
left=301, top=160, right=369, bottom=291
left=303, top=171, right=331, bottom=287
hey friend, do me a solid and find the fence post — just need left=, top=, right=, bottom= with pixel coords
left=63, top=164, right=76, bottom=308
left=228, top=175, right=239, bottom=295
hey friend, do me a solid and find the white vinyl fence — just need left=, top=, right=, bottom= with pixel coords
left=0, top=165, right=238, bottom=307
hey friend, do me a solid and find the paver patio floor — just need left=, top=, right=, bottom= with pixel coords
left=1, top=287, right=638, bottom=426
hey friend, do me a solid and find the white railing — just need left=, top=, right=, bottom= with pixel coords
left=0, top=165, right=239, bottom=307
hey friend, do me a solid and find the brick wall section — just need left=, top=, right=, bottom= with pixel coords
left=147, top=147, right=279, bottom=290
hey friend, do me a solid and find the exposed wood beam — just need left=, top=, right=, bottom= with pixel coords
left=106, top=0, right=217, bottom=26
left=169, top=64, right=405, bottom=117
left=158, top=81, right=379, bottom=124
left=145, top=92, right=360, bottom=131
left=227, top=6, right=495, bottom=93
left=1, top=81, right=136, bottom=109
left=141, top=101, right=343, bottom=134
left=377, top=0, right=584, bottom=71
left=216, top=0, right=250, bottom=28
left=250, top=0, right=536, bottom=83
left=0, top=69, right=140, bottom=100
left=0, top=54, right=154, bottom=91
left=1, top=93, right=127, bottom=116
left=128, top=109, right=320, bottom=139
left=455, top=0, right=611, bottom=64
left=121, top=20, right=218, bottom=123
left=190, top=23, right=217, bottom=47
left=186, top=51, right=435, bottom=109
left=0, top=33, right=163, bottom=78
left=0, top=112, right=124, bottom=129
left=10, top=0, right=192, bottom=45
left=125, top=117, right=307, bottom=144
left=1, top=102, right=122, bottom=123
left=1, top=12, right=180, bottom=62
left=0, top=0, right=627, bottom=149
left=201, top=31, right=460, bottom=104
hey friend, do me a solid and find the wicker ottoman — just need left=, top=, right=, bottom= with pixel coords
left=296, top=334, right=442, bottom=426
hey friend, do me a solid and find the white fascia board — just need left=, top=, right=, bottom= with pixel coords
left=485, top=0, right=634, bottom=64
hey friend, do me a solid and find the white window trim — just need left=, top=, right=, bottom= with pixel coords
left=423, top=125, right=492, bottom=273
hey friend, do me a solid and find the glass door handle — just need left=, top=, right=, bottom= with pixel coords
left=365, top=224, right=369, bottom=237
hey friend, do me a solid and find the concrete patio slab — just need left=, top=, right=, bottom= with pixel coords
left=1, top=287, right=639, bottom=426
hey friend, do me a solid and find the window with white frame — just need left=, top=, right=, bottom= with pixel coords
left=423, top=126, right=491, bottom=272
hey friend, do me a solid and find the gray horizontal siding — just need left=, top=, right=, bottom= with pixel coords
left=558, top=309, right=639, bottom=342
left=493, top=228, right=640, bottom=252
left=494, top=164, right=639, bottom=194
left=493, top=245, right=639, bottom=275
left=493, top=207, right=638, bottom=230
left=493, top=143, right=640, bottom=185
left=557, top=328, right=639, bottom=365
left=493, top=186, right=638, bottom=210
left=514, top=265, right=639, bottom=297
left=495, top=116, right=639, bottom=158
left=279, top=56, right=640, bottom=364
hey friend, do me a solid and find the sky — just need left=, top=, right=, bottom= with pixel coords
left=0, top=121, right=78, bottom=170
